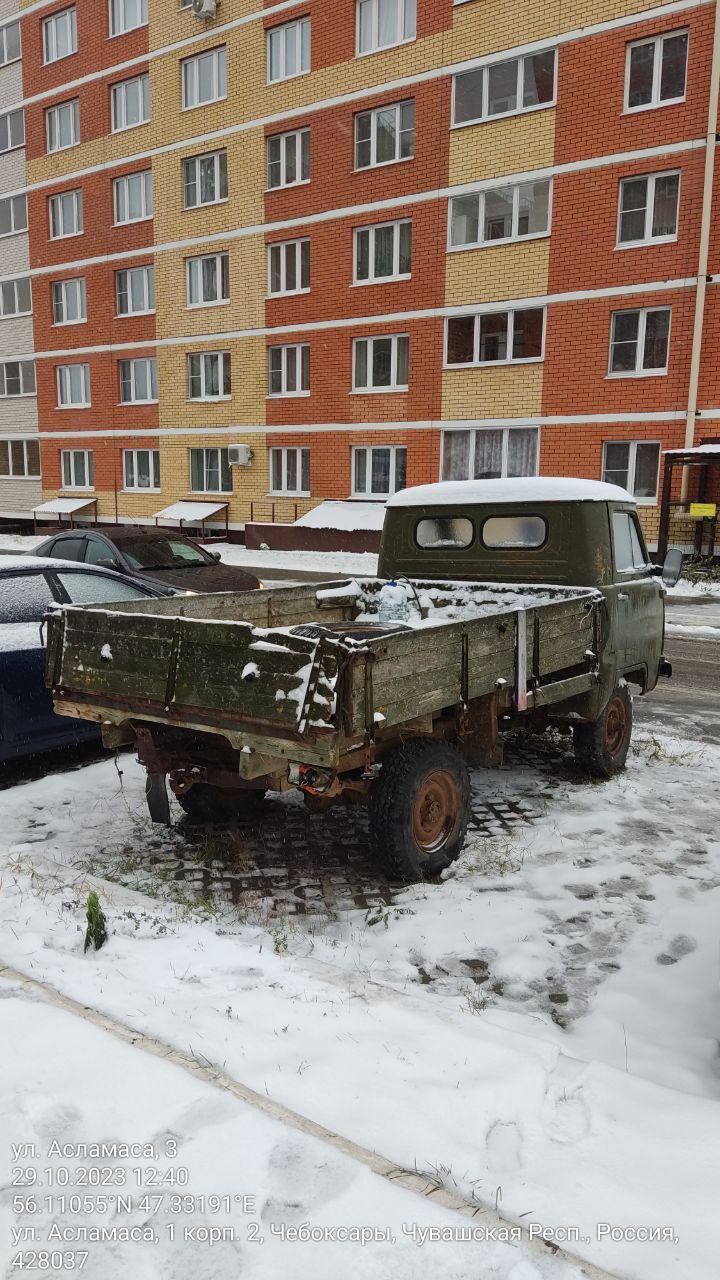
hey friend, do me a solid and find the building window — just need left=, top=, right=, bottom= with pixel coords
left=0, top=277, right=31, bottom=318
left=449, top=179, right=551, bottom=249
left=270, top=447, right=310, bottom=496
left=268, top=344, right=310, bottom=397
left=48, top=189, right=83, bottom=239
left=57, top=364, right=91, bottom=408
left=0, top=20, right=21, bottom=66
left=0, top=361, right=36, bottom=397
left=116, top=265, right=155, bottom=315
left=190, top=447, right=232, bottom=493
left=119, top=357, right=157, bottom=403
left=442, top=427, right=539, bottom=480
left=182, top=47, right=227, bottom=108
left=114, top=171, right=153, bottom=224
left=46, top=100, right=79, bottom=152
left=267, top=18, right=310, bottom=83
left=267, top=129, right=310, bottom=189
left=52, top=277, right=86, bottom=325
left=355, top=99, right=414, bottom=168
left=352, top=445, right=407, bottom=497
left=268, top=239, right=310, bottom=296
left=43, top=8, right=76, bottom=64
left=353, top=334, right=409, bottom=391
left=445, top=308, right=545, bottom=366
left=186, top=253, right=229, bottom=306
left=0, top=193, right=27, bottom=237
left=183, top=150, right=228, bottom=208
left=355, top=219, right=411, bottom=284
left=0, top=108, right=24, bottom=154
left=61, top=449, right=94, bottom=489
left=110, top=0, right=147, bottom=37
left=0, top=439, right=40, bottom=478
left=188, top=351, right=231, bottom=400
left=608, top=307, right=670, bottom=375
left=356, top=0, right=415, bottom=55
left=625, top=31, right=688, bottom=111
left=453, top=49, right=556, bottom=126
left=617, top=172, right=679, bottom=246
left=111, top=74, right=150, bottom=132
left=602, top=441, right=661, bottom=501
left=123, top=448, right=160, bottom=490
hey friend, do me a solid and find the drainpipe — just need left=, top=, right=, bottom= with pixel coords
left=682, top=0, right=720, bottom=499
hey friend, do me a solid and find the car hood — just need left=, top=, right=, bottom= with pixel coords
left=131, top=564, right=260, bottom=593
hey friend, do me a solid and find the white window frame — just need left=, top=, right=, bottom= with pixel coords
left=0, top=361, right=36, bottom=398
left=115, top=265, right=155, bottom=316
left=113, top=170, right=153, bottom=224
left=266, top=128, right=310, bottom=190
left=123, top=447, right=160, bottom=491
left=0, top=193, right=28, bottom=238
left=451, top=48, right=557, bottom=128
left=624, top=31, right=688, bottom=114
left=56, top=364, right=91, bottom=409
left=267, top=344, right=310, bottom=397
left=0, top=108, right=24, bottom=154
left=267, top=18, right=311, bottom=84
left=119, top=357, right=157, bottom=404
left=602, top=440, right=661, bottom=504
left=48, top=189, right=83, bottom=239
left=0, top=438, right=40, bottom=478
left=109, top=0, right=147, bottom=38
left=187, top=351, right=231, bottom=401
left=181, top=46, right=227, bottom=109
left=42, top=8, right=76, bottom=65
left=608, top=307, right=671, bottom=378
left=440, top=427, right=540, bottom=480
left=356, top=0, right=416, bottom=57
left=0, top=20, right=21, bottom=67
left=185, top=253, right=230, bottom=308
left=267, top=239, right=310, bottom=297
left=448, top=178, right=553, bottom=251
left=269, top=446, right=311, bottom=497
left=351, top=444, right=407, bottom=497
left=52, top=277, right=87, bottom=326
left=354, top=218, right=412, bottom=284
left=353, top=334, right=409, bottom=392
left=0, top=277, right=31, bottom=318
left=45, top=99, right=80, bottom=152
left=355, top=99, right=414, bottom=170
left=444, top=308, right=546, bottom=367
left=616, top=171, right=680, bottom=248
left=111, top=74, right=150, bottom=133
left=183, top=149, right=228, bottom=209
left=61, top=448, right=94, bottom=490
left=189, top=447, right=232, bottom=494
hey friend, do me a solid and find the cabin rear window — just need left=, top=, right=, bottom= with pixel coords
left=415, top=516, right=473, bottom=549
left=481, top=515, right=546, bottom=548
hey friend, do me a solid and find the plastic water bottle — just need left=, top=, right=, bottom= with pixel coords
left=377, top=581, right=410, bottom=624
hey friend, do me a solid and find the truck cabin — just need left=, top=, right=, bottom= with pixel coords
left=378, top=478, right=654, bottom=589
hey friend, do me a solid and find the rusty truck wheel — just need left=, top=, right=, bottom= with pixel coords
left=368, top=739, right=470, bottom=882
left=176, top=783, right=267, bottom=824
left=572, top=683, right=633, bottom=779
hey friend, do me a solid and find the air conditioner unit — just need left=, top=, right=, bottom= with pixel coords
left=228, top=445, right=253, bottom=467
left=192, top=0, right=216, bottom=18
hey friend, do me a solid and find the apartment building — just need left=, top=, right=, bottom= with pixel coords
left=5, top=0, right=720, bottom=540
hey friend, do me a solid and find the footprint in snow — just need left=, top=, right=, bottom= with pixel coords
left=261, top=1135, right=354, bottom=1224
left=656, top=934, right=697, bottom=965
left=485, top=1119, right=523, bottom=1174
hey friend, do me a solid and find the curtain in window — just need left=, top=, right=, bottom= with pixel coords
left=506, top=429, right=538, bottom=477
left=442, top=431, right=470, bottom=480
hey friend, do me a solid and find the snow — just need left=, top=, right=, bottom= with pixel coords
left=155, top=500, right=228, bottom=523
left=242, top=661, right=260, bottom=680
left=665, top=622, right=720, bottom=639
left=100, top=643, right=113, bottom=661
left=0, top=621, right=44, bottom=652
left=207, top=543, right=380, bottom=578
left=294, top=501, right=387, bottom=531
left=665, top=577, right=720, bottom=599
left=0, top=534, right=46, bottom=553
left=387, top=478, right=635, bottom=507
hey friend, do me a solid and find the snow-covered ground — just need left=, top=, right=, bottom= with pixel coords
left=1, top=727, right=719, bottom=1280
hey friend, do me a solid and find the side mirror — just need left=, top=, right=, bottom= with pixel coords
left=661, top=547, right=683, bottom=589
left=211, top=551, right=221, bottom=562
left=96, top=558, right=121, bottom=572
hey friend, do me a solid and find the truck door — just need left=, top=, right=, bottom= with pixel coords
left=610, top=508, right=664, bottom=690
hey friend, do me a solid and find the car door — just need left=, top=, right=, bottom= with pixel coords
left=45, top=534, right=87, bottom=562
left=610, top=508, right=664, bottom=689
left=84, top=534, right=122, bottom=571
left=50, top=568, right=157, bottom=606
left=0, top=571, right=67, bottom=759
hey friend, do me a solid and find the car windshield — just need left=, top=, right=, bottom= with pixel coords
left=119, top=537, right=211, bottom=570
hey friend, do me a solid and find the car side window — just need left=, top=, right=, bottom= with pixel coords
left=0, top=572, right=56, bottom=624
left=85, top=537, right=118, bottom=567
left=612, top=510, right=648, bottom=574
left=50, top=536, right=85, bottom=561
left=54, top=572, right=151, bottom=605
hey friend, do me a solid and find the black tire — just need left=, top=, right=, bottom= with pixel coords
left=368, top=739, right=471, bottom=882
left=176, top=783, right=267, bottom=823
left=572, top=683, right=633, bottom=778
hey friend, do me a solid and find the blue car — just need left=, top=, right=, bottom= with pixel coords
left=0, top=556, right=162, bottom=764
